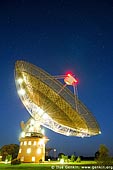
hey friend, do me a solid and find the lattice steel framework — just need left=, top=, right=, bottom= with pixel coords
left=15, top=60, right=101, bottom=137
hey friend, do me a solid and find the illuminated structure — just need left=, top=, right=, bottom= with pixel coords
left=15, top=60, right=101, bottom=162
left=17, top=118, right=48, bottom=162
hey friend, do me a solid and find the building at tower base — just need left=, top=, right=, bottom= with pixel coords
left=18, top=134, right=49, bottom=163
left=18, top=119, right=49, bottom=163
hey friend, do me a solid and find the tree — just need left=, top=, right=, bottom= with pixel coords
left=76, top=156, right=81, bottom=163
left=58, top=153, right=65, bottom=159
left=96, top=144, right=112, bottom=165
left=99, top=144, right=109, bottom=157
left=0, top=144, right=19, bottom=161
left=70, top=154, right=75, bottom=162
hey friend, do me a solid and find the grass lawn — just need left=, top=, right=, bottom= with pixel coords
left=0, top=163, right=52, bottom=170
left=0, top=161, right=112, bottom=170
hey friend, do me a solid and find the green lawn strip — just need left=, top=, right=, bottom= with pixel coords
left=0, top=161, right=113, bottom=170
left=0, top=163, right=51, bottom=170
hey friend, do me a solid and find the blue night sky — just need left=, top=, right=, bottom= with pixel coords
left=0, top=0, right=113, bottom=157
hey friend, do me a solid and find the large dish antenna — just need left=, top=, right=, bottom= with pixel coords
left=15, top=60, right=101, bottom=137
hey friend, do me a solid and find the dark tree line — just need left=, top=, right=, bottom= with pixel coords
left=0, top=144, right=19, bottom=161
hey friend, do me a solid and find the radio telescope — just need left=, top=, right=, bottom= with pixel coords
left=15, top=60, right=101, bottom=138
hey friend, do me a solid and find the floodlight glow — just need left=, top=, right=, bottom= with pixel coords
left=38, top=108, right=44, bottom=116
left=18, top=88, right=25, bottom=95
left=60, top=159, right=64, bottom=164
left=66, top=131, right=70, bottom=136
left=21, top=131, right=25, bottom=138
left=81, top=135, right=85, bottom=138
left=42, top=113, right=48, bottom=119
left=39, top=139, right=44, bottom=145
left=17, top=78, right=23, bottom=84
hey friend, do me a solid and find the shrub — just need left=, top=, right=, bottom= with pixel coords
left=39, top=159, right=42, bottom=163
left=6, top=154, right=12, bottom=162
left=61, top=155, right=68, bottom=162
left=96, top=156, right=113, bottom=165
left=76, top=156, right=81, bottom=163
left=71, top=155, right=75, bottom=162
left=11, top=158, right=21, bottom=165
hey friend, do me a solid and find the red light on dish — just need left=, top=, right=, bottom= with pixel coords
left=66, top=71, right=73, bottom=76
left=67, top=73, right=71, bottom=77
left=64, top=74, right=78, bottom=85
